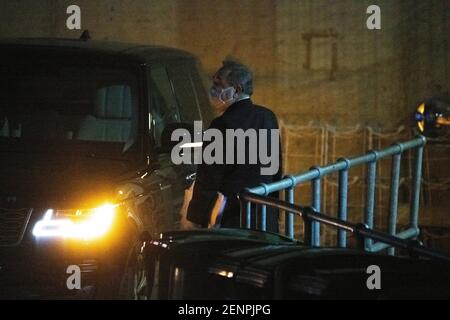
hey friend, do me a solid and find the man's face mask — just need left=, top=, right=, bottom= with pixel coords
left=209, top=86, right=237, bottom=113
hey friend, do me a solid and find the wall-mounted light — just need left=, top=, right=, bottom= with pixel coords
left=414, top=97, right=450, bottom=139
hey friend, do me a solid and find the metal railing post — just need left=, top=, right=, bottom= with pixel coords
left=259, top=183, right=269, bottom=232
left=311, top=170, right=321, bottom=247
left=240, top=190, right=450, bottom=262
left=338, top=159, right=350, bottom=248
left=243, top=135, right=426, bottom=253
left=259, top=205, right=266, bottom=231
left=410, top=142, right=425, bottom=233
left=285, top=188, right=295, bottom=238
left=284, top=176, right=296, bottom=239
left=246, top=201, right=252, bottom=229
left=355, top=223, right=369, bottom=251
left=388, top=151, right=402, bottom=255
left=365, top=155, right=378, bottom=250
left=303, top=207, right=313, bottom=246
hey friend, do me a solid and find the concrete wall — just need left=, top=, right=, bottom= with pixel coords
left=0, top=0, right=448, bottom=127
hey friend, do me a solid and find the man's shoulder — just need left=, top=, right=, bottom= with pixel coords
left=212, top=100, right=279, bottom=129
left=251, top=103, right=279, bottom=126
left=252, top=103, right=277, bottom=118
left=209, top=114, right=227, bottom=130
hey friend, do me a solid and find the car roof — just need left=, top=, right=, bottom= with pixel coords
left=0, top=37, right=196, bottom=64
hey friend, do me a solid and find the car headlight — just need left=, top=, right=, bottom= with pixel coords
left=32, top=204, right=117, bottom=240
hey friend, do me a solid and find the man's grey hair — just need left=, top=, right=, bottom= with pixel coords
left=216, top=60, right=253, bottom=96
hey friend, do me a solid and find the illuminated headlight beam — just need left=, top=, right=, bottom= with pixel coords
left=32, top=204, right=116, bottom=240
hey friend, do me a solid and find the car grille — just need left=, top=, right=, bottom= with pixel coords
left=0, top=208, right=31, bottom=246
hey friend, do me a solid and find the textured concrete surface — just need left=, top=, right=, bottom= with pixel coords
left=0, top=0, right=448, bottom=127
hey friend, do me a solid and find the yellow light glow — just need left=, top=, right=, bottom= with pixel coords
left=33, top=204, right=116, bottom=240
left=418, top=103, right=425, bottom=114
left=436, top=117, right=450, bottom=126
left=417, top=103, right=425, bottom=132
left=217, top=270, right=234, bottom=278
left=418, top=121, right=425, bottom=132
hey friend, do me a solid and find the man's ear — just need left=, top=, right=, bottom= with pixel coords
left=235, top=84, right=243, bottom=95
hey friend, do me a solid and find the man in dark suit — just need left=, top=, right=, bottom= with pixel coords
left=186, top=60, right=281, bottom=232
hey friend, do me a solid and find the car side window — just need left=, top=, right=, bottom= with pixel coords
left=166, top=63, right=202, bottom=124
left=148, top=66, right=180, bottom=148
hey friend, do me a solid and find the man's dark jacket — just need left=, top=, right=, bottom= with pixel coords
left=187, top=98, right=281, bottom=230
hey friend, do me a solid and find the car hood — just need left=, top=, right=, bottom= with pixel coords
left=0, top=153, right=134, bottom=209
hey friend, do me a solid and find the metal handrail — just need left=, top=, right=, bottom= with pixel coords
left=239, top=191, right=450, bottom=262
left=242, top=135, right=427, bottom=254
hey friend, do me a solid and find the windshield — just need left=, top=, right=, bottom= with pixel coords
left=0, top=62, right=140, bottom=160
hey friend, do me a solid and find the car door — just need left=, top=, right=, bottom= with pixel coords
left=143, top=60, right=206, bottom=234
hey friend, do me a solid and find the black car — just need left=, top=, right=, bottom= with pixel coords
left=0, top=37, right=213, bottom=299
left=144, top=229, right=450, bottom=300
